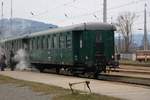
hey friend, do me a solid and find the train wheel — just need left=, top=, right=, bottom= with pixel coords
left=38, top=67, right=44, bottom=72
left=1, top=67, right=4, bottom=71
left=10, top=66, right=15, bottom=71
left=84, top=72, right=92, bottom=78
left=72, top=73, right=79, bottom=77
left=93, top=72, right=99, bottom=79
left=56, top=68, right=60, bottom=74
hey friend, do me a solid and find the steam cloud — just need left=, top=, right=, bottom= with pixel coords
left=14, top=49, right=30, bottom=70
left=0, top=46, right=5, bottom=55
left=0, top=46, right=6, bottom=62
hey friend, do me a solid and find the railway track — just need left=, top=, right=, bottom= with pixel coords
left=56, top=65, right=150, bottom=87
left=3, top=64, right=150, bottom=87
left=74, top=72, right=150, bottom=87
left=97, top=74, right=150, bottom=87
left=119, top=65, right=150, bottom=72
left=113, top=68, right=150, bottom=74
left=42, top=67, right=150, bottom=87
left=96, top=65, right=150, bottom=86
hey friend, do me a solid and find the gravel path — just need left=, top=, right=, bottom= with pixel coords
left=0, top=84, right=51, bottom=100
left=1, top=71, right=150, bottom=100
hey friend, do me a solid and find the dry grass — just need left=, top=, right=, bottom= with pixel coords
left=0, top=75, right=121, bottom=100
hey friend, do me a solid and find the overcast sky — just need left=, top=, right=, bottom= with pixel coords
left=0, top=0, right=150, bottom=32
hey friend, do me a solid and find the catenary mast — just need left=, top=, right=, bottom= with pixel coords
left=144, top=3, right=148, bottom=50
left=103, top=0, right=107, bottom=23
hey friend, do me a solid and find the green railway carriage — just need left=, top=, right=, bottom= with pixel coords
left=0, top=35, right=29, bottom=65
left=0, top=22, right=116, bottom=76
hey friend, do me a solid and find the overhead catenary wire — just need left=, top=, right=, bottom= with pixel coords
left=108, top=0, right=144, bottom=11
left=28, top=0, right=149, bottom=26
left=63, top=0, right=146, bottom=20
left=30, top=0, right=77, bottom=17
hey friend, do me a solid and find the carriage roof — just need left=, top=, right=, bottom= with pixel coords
left=0, top=22, right=116, bottom=42
left=30, top=22, right=116, bottom=37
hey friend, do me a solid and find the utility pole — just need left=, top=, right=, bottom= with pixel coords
left=103, top=0, right=107, bottom=23
left=118, top=33, right=121, bottom=53
left=0, top=1, right=4, bottom=39
left=10, top=0, right=13, bottom=35
left=1, top=1, right=3, bottom=23
left=144, top=3, right=148, bottom=50
left=11, top=0, right=12, bottom=19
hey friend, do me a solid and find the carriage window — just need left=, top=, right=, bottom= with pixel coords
left=42, top=36, right=47, bottom=49
left=37, top=37, right=41, bottom=49
left=7, top=43, right=9, bottom=50
left=12, top=41, right=14, bottom=50
left=60, top=35, right=65, bottom=48
left=20, top=40, right=22, bottom=49
left=32, top=38, right=35, bottom=49
left=11, top=42, right=13, bottom=50
left=4, top=43, right=6, bottom=50
left=53, top=35, right=58, bottom=48
left=16, top=41, right=18, bottom=50
left=32, top=39, right=34, bottom=49
left=66, top=33, right=72, bottom=48
left=36, top=37, right=38, bottom=49
left=48, top=36, right=51, bottom=49
left=7, top=42, right=10, bottom=50
left=29, top=39, right=32, bottom=50
left=41, top=37, right=43, bottom=49
left=14, top=41, right=16, bottom=50
left=18, top=40, right=20, bottom=49
left=14, top=40, right=17, bottom=50
left=40, top=37, right=43, bottom=49
left=96, top=33, right=102, bottom=42
left=6, top=43, right=7, bottom=50
left=17, top=40, right=19, bottom=50
left=34, top=38, right=37, bottom=49
left=43, top=36, right=48, bottom=49
left=19, top=40, right=21, bottom=49
left=31, top=39, right=33, bottom=50
left=15, top=41, right=17, bottom=50
left=6, top=43, right=8, bottom=50
left=52, top=36, right=54, bottom=48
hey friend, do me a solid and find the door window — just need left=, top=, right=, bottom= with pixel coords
left=80, top=34, right=83, bottom=48
left=96, top=33, right=102, bottom=43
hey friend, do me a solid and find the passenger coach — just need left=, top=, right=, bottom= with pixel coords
left=0, top=22, right=116, bottom=77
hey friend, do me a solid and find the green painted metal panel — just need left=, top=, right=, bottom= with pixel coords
left=72, top=30, right=95, bottom=66
left=29, top=32, right=74, bottom=65
left=72, top=30, right=114, bottom=66
left=101, top=30, right=114, bottom=60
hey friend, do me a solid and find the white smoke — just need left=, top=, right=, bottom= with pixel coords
left=14, top=49, right=30, bottom=70
left=0, top=46, right=5, bottom=56
left=0, top=46, right=6, bottom=62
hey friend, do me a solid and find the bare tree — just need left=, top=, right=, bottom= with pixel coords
left=116, top=12, right=136, bottom=53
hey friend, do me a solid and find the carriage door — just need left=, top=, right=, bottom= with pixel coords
left=73, top=31, right=83, bottom=63
left=95, top=32, right=104, bottom=61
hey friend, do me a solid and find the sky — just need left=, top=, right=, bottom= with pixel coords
left=0, top=0, right=150, bottom=33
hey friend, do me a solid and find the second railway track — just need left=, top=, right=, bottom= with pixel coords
left=42, top=66, right=150, bottom=87
left=97, top=73, right=150, bottom=87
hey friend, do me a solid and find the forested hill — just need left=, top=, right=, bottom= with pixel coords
left=0, top=18, right=57, bottom=38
